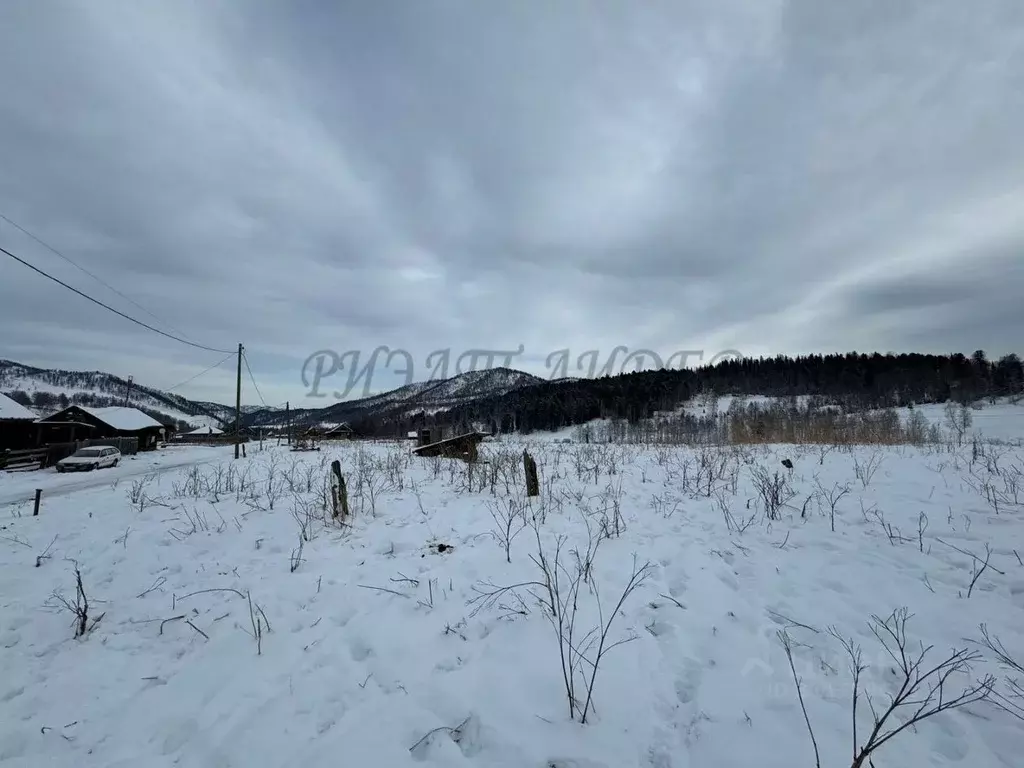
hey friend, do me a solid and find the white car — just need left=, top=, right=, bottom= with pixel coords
left=56, top=446, right=121, bottom=472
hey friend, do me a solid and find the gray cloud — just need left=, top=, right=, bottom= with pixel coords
left=1, top=0, right=1022, bottom=406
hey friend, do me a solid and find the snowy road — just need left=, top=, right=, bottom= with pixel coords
left=0, top=445, right=231, bottom=507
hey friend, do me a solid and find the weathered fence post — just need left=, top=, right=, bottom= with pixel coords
left=523, top=450, right=539, bottom=497
left=330, top=459, right=349, bottom=520
left=33, top=489, right=42, bottom=517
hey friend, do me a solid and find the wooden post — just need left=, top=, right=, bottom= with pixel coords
left=33, top=489, right=42, bottom=516
left=330, top=459, right=349, bottom=520
left=285, top=401, right=291, bottom=445
left=523, top=450, right=539, bottom=497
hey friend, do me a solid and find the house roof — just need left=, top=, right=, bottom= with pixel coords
left=305, top=422, right=352, bottom=433
left=0, top=393, right=37, bottom=421
left=71, top=406, right=164, bottom=431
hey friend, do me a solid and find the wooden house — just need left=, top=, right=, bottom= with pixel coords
left=37, top=405, right=169, bottom=451
left=304, top=422, right=355, bottom=440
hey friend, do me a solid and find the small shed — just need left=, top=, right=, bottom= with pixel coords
left=412, top=431, right=489, bottom=462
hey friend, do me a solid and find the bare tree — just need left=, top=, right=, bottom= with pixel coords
left=944, top=401, right=972, bottom=447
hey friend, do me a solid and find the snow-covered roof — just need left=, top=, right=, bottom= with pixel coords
left=305, top=421, right=352, bottom=433
left=0, top=392, right=36, bottom=421
left=187, top=425, right=223, bottom=434
left=76, top=406, right=164, bottom=431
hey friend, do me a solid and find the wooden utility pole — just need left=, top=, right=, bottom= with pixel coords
left=234, top=343, right=243, bottom=459
left=285, top=401, right=290, bottom=445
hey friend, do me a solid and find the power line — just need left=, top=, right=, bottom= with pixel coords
left=242, top=350, right=268, bottom=407
left=163, top=352, right=236, bottom=393
left=1, top=243, right=234, bottom=354
left=0, top=210, right=192, bottom=341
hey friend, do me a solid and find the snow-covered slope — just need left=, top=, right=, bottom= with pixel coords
left=0, top=359, right=244, bottom=428
left=247, top=367, right=544, bottom=428
left=2, top=359, right=541, bottom=432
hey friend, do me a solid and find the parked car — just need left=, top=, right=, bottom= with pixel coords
left=56, top=446, right=121, bottom=472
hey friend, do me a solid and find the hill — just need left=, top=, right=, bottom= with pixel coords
left=0, top=359, right=240, bottom=431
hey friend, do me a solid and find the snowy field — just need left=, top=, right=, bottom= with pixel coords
left=2, top=436, right=1024, bottom=767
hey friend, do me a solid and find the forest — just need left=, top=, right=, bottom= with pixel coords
left=355, top=351, right=1024, bottom=437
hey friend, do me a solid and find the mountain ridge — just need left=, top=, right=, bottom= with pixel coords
left=0, top=359, right=545, bottom=431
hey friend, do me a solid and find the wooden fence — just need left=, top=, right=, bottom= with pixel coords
left=87, top=437, right=139, bottom=455
left=1, top=436, right=139, bottom=471
left=0, top=447, right=48, bottom=471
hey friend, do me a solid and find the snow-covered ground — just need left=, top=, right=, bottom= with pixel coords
left=2, top=437, right=1023, bottom=767
left=0, top=445, right=231, bottom=508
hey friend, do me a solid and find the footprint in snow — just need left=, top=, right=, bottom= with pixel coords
left=349, top=639, right=374, bottom=662
left=674, top=660, right=703, bottom=705
left=0, top=685, right=24, bottom=702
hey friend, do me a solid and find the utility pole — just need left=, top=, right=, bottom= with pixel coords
left=234, top=343, right=243, bottom=459
left=123, top=376, right=133, bottom=407
left=285, top=401, right=290, bottom=445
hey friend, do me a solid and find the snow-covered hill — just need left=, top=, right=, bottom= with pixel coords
left=246, top=367, right=544, bottom=429
left=0, top=360, right=543, bottom=432
left=0, top=359, right=242, bottom=429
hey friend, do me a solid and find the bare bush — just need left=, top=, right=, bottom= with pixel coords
left=782, top=608, right=995, bottom=768
left=689, top=445, right=734, bottom=498
left=487, top=496, right=528, bottom=563
left=290, top=535, right=304, bottom=573
left=971, top=624, right=1024, bottom=721
left=716, top=492, right=758, bottom=534
left=815, top=479, right=852, bottom=532
left=167, top=507, right=214, bottom=540
left=597, top=480, right=625, bottom=539
left=853, top=451, right=884, bottom=489
left=649, top=492, right=682, bottom=519
left=291, top=496, right=319, bottom=543
left=50, top=562, right=100, bottom=638
left=750, top=465, right=796, bottom=521
left=469, top=522, right=652, bottom=723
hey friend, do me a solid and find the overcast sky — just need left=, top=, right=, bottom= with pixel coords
left=1, top=1, right=1023, bottom=408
